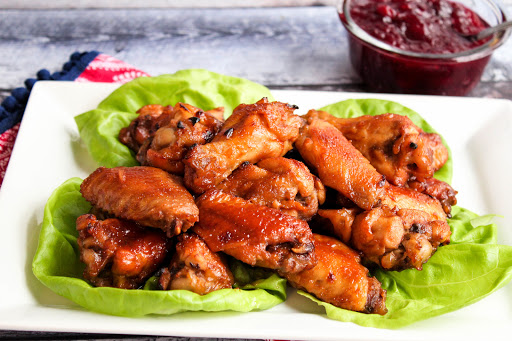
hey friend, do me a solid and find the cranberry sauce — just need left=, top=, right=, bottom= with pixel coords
left=339, top=0, right=498, bottom=95
left=350, top=0, right=490, bottom=54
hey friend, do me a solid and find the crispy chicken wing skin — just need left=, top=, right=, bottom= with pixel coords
left=80, top=166, right=199, bottom=237
left=193, top=190, right=317, bottom=274
left=382, top=185, right=447, bottom=221
left=76, top=214, right=169, bottom=289
left=159, top=233, right=234, bottom=295
left=295, top=115, right=387, bottom=210
left=408, top=177, right=458, bottom=216
left=119, top=104, right=167, bottom=153
left=216, top=157, right=325, bottom=220
left=311, top=110, right=449, bottom=186
left=183, top=98, right=304, bottom=194
left=136, top=103, right=224, bottom=175
left=285, top=234, right=387, bottom=315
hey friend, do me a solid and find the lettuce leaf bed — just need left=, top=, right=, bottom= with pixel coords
left=32, top=71, right=512, bottom=327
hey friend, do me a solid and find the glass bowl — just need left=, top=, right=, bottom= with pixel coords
left=337, top=0, right=511, bottom=96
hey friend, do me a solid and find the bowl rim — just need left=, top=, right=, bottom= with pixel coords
left=337, top=0, right=511, bottom=61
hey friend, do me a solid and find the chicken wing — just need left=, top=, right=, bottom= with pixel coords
left=159, top=232, right=234, bottom=295
left=193, top=190, right=317, bottom=274
left=294, top=115, right=387, bottom=210
left=136, top=103, right=224, bottom=174
left=315, top=186, right=451, bottom=270
left=216, top=157, right=326, bottom=220
left=119, top=104, right=167, bottom=153
left=310, top=110, right=449, bottom=186
left=183, top=98, right=304, bottom=194
left=285, top=234, right=387, bottom=315
left=76, top=214, right=169, bottom=289
left=309, top=110, right=457, bottom=214
left=80, top=166, right=199, bottom=237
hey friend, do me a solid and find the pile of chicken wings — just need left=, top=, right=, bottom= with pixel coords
left=76, top=97, right=457, bottom=316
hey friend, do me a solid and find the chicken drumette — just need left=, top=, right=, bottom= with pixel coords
left=193, top=190, right=317, bottom=274
left=312, top=186, right=451, bottom=271
left=183, top=98, right=304, bottom=194
left=216, top=157, right=325, bottom=220
left=159, top=232, right=234, bottom=295
left=80, top=166, right=199, bottom=237
left=76, top=214, right=169, bottom=289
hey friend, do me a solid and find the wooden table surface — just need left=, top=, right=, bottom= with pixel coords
left=1, top=3, right=512, bottom=341
left=2, top=4, right=512, bottom=99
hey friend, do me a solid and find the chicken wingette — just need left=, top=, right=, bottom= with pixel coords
left=184, top=98, right=304, bottom=194
left=80, top=166, right=199, bottom=237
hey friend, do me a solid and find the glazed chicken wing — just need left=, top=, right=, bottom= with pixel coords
left=316, top=186, right=451, bottom=270
left=76, top=214, right=169, bottom=289
left=136, top=102, right=224, bottom=175
left=350, top=205, right=451, bottom=270
left=295, top=115, right=387, bottom=210
left=285, top=234, right=387, bottom=315
left=159, top=232, right=234, bottom=295
left=295, top=113, right=451, bottom=270
left=119, top=104, right=167, bottom=153
left=216, top=157, right=326, bottom=220
left=193, top=190, right=317, bottom=274
left=311, top=110, right=449, bottom=186
left=310, top=110, right=457, bottom=214
left=80, top=166, right=199, bottom=237
left=183, top=98, right=304, bottom=194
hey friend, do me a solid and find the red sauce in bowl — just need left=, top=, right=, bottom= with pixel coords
left=338, top=0, right=505, bottom=96
left=350, top=0, right=490, bottom=54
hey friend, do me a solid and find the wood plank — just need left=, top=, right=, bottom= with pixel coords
left=4, top=0, right=512, bottom=8
left=0, top=7, right=355, bottom=91
left=1, top=0, right=339, bottom=9
left=1, top=6, right=512, bottom=98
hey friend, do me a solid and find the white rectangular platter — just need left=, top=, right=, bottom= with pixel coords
left=0, top=81, right=511, bottom=340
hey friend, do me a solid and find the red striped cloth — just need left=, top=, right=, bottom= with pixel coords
left=0, top=53, right=149, bottom=188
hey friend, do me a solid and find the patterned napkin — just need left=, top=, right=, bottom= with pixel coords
left=0, top=51, right=150, bottom=188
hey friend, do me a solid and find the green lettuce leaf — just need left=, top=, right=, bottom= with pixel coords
left=75, top=69, right=274, bottom=168
left=32, top=178, right=287, bottom=317
left=319, top=98, right=452, bottom=184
